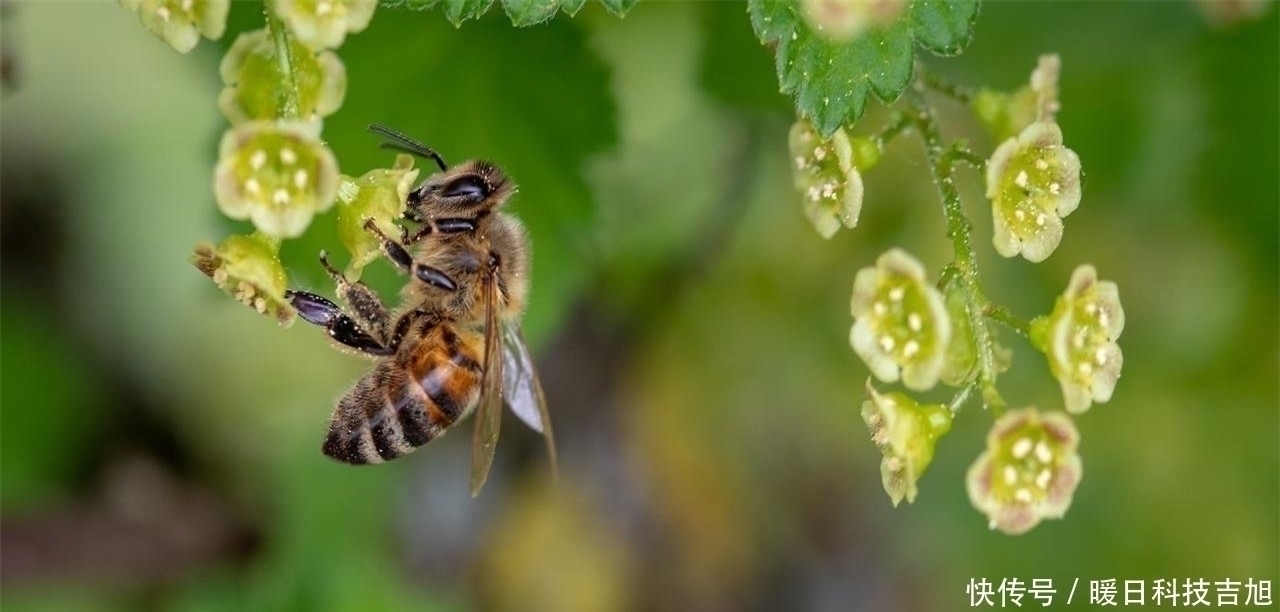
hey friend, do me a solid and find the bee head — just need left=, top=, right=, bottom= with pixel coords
left=407, top=160, right=515, bottom=220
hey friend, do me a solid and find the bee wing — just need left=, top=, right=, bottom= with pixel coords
left=501, top=321, right=558, bottom=479
left=470, top=268, right=504, bottom=498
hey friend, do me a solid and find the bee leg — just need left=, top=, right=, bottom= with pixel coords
left=434, top=218, right=478, bottom=234
left=286, top=290, right=392, bottom=356
left=402, top=223, right=433, bottom=246
left=318, top=251, right=392, bottom=340
left=414, top=266, right=458, bottom=292
left=362, top=219, right=459, bottom=292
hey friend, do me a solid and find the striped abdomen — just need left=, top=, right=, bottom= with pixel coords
left=322, top=323, right=484, bottom=464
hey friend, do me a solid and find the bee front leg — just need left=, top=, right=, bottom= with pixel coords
left=318, top=251, right=392, bottom=341
left=402, top=223, right=433, bottom=246
left=362, top=219, right=459, bottom=292
left=399, top=217, right=472, bottom=246
left=286, top=290, right=393, bottom=356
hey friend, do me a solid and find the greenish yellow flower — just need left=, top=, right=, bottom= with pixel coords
left=336, top=154, right=420, bottom=275
left=213, top=121, right=339, bottom=239
left=986, top=121, right=1082, bottom=263
left=121, top=0, right=229, bottom=54
left=850, top=249, right=951, bottom=391
left=966, top=408, right=1082, bottom=535
left=861, top=382, right=952, bottom=506
left=1031, top=265, right=1125, bottom=414
left=790, top=120, right=863, bottom=239
left=274, top=0, right=377, bottom=50
left=218, top=28, right=347, bottom=124
left=798, top=0, right=907, bottom=43
left=192, top=233, right=295, bottom=325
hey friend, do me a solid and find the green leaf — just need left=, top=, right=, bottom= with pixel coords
left=379, top=0, right=496, bottom=26
left=597, top=0, right=638, bottom=17
left=503, top=0, right=563, bottom=26
left=748, top=0, right=792, bottom=41
left=441, top=0, right=496, bottom=26
left=316, top=13, right=616, bottom=346
left=910, top=0, right=980, bottom=56
left=748, top=0, right=980, bottom=137
left=377, top=0, right=436, bottom=9
left=380, top=0, right=600, bottom=24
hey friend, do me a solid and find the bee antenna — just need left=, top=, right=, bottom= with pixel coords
left=368, top=124, right=447, bottom=172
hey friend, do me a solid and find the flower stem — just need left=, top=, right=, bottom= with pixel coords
left=264, top=4, right=301, bottom=119
left=921, top=67, right=974, bottom=105
left=947, top=382, right=977, bottom=414
left=984, top=304, right=1030, bottom=338
left=944, top=143, right=987, bottom=172
left=873, top=111, right=914, bottom=150
left=907, top=84, right=1005, bottom=412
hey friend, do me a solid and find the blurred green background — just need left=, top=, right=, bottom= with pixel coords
left=1, top=1, right=1276, bottom=610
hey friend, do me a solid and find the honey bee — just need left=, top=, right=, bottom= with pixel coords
left=285, top=125, right=555, bottom=496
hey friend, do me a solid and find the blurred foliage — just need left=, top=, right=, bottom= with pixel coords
left=380, top=0, right=636, bottom=27
left=1, top=1, right=1277, bottom=612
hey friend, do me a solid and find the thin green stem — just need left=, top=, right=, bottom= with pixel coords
left=906, top=85, right=1005, bottom=413
left=945, top=144, right=987, bottom=172
left=921, top=67, right=975, bottom=105
left=984, top=304, right=1030, bottom=338
left=947, top=382, right=977, bottom=414
left=873, top=111, right=914, bottom=150
left=265, top=4, right=301, bottom=119
left=936, top=263, right=960, bottom=291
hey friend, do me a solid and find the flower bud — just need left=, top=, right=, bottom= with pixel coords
left=862, top=382, right=952, bottom=506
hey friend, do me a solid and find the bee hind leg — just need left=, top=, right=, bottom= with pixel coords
left=286, top=290, right=393, bottom=356
left=318, top=251, right=393, bottom=340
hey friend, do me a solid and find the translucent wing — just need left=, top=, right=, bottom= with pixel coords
left=501, top=321, right=558, bottom=479
left=470, top=269, right=504, bottom=497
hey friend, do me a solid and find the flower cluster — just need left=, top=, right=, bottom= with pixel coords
left=789, top=120, right=864, bottom=239
left=136, top=0, right=379, bottom=322
left=1032, top=265, right=1125, bottom=414
left=850, top=249, right=951, bottom=391
left=862, top=382, right=952, bottom=506
left=789, top=50, right=1115, bottom=535
left=966, top=409, right=1082, bottom=535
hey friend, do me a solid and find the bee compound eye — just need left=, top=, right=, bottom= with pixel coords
left=441, top=175, right=489, bottom=201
